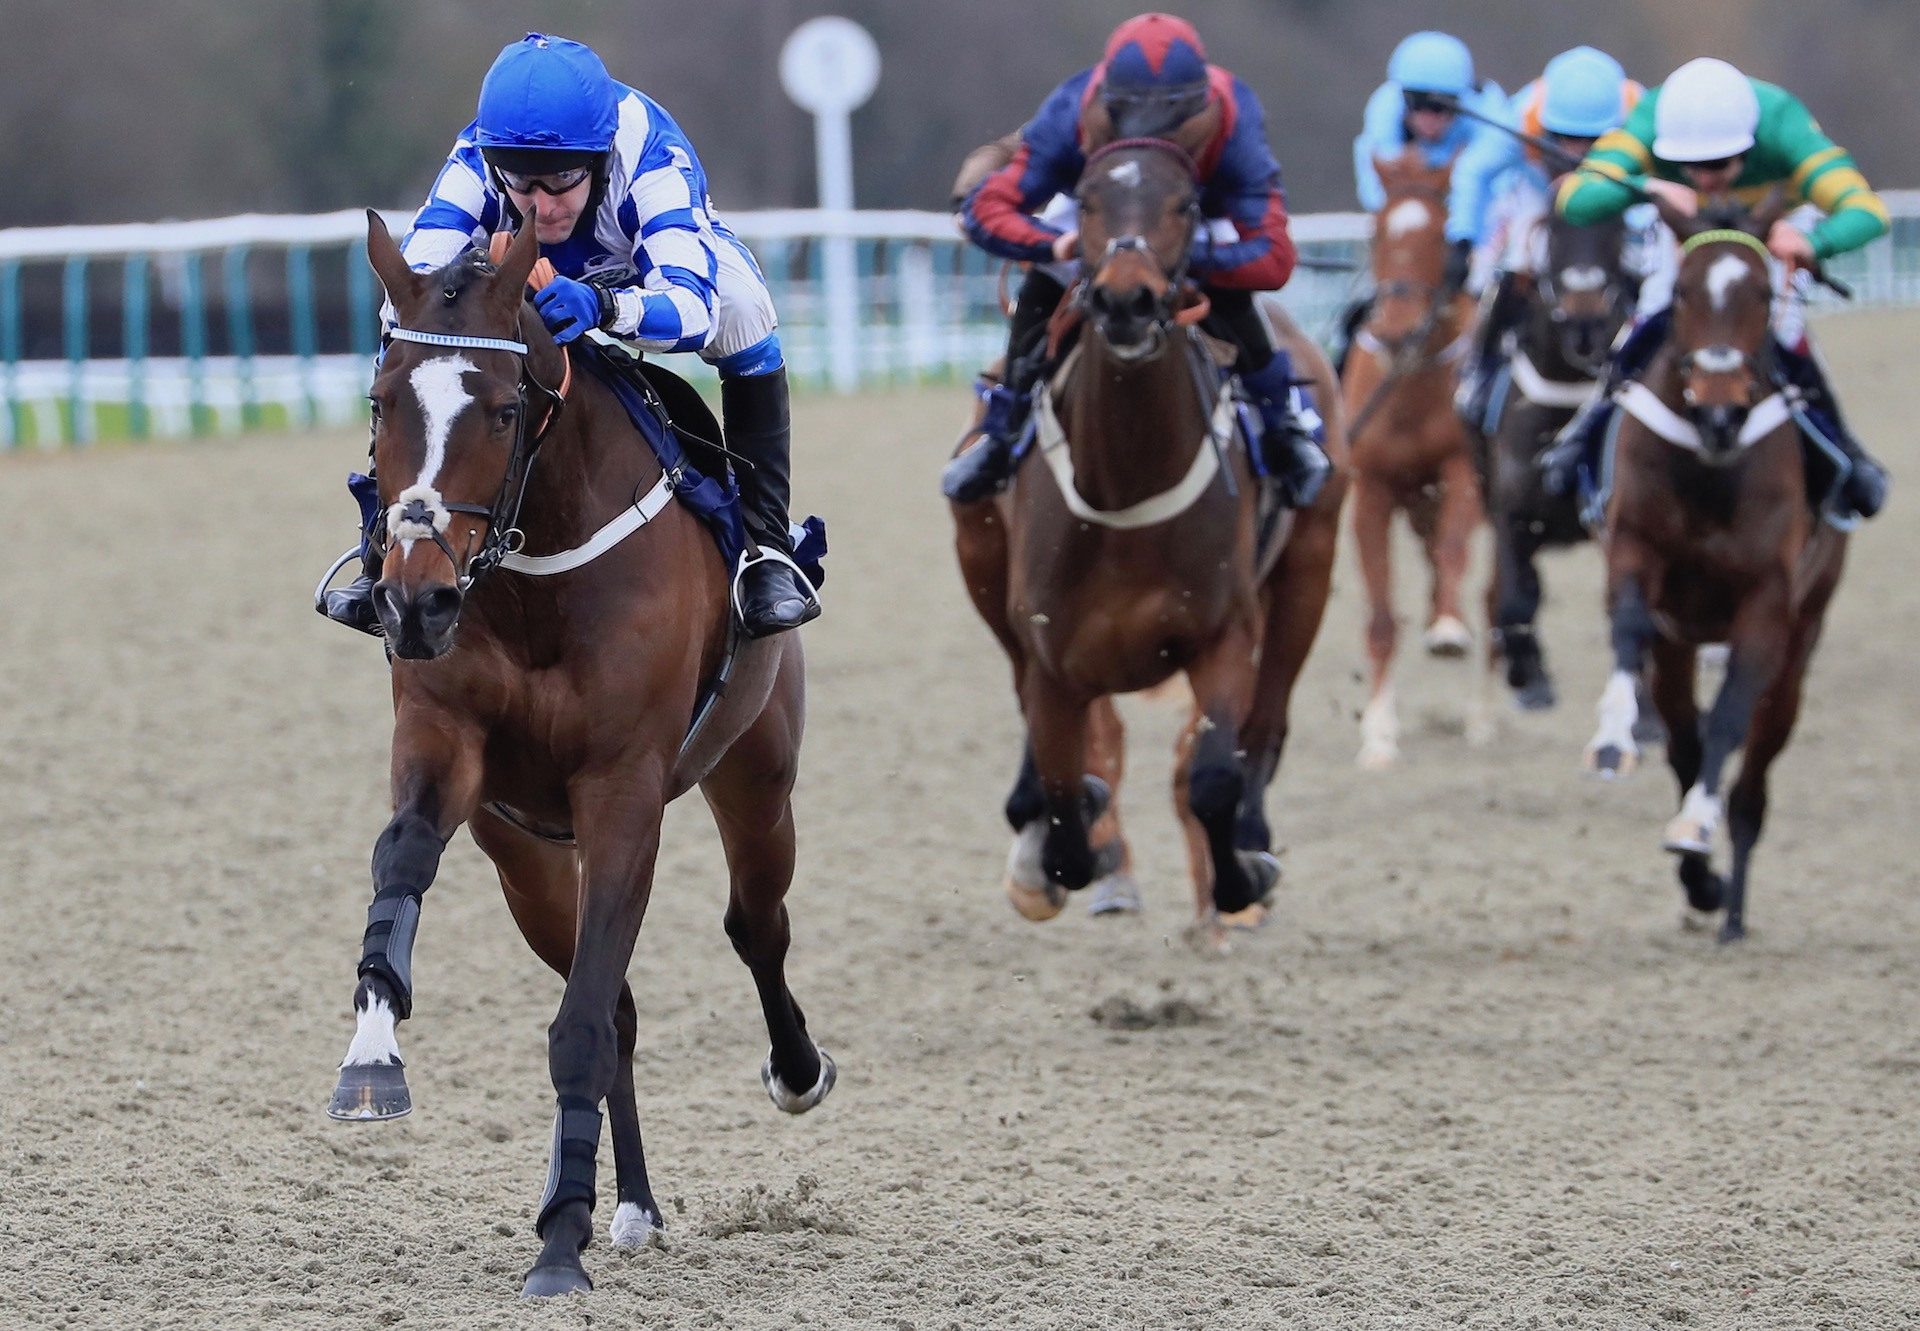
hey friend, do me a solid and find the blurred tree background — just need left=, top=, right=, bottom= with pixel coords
left=4, top=0, right=1915, bottom=228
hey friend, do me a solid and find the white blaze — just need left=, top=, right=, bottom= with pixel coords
left=1385, top=199, right=1430, bottom=238
left=1706, top=253, right=1750, bottom=311
left=409, top=354, right=478, bottom=489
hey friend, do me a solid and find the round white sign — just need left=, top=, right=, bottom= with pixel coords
left=779, top=17, right=881, bottom=114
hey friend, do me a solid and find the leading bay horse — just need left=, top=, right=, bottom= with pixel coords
left=1582, top=198, right=1848, bottom=942
left=951, top=139, right=1347, bottom=937
left=325, top=212, right=834, bottom=1296
left=1343, top=153, right=1482, bottom=768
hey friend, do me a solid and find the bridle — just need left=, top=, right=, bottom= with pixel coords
left=1072, top=138, right=1206, bottom=354
left=370, top=323, right=571, bottom=592
left=1671, top=228, right=1777, bottom=390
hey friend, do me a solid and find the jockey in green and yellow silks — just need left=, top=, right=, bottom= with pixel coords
left=1544, top=58, right=1890, bottom=522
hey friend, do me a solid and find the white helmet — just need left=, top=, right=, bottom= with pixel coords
left=1653, top=58, right=1760, bottom=162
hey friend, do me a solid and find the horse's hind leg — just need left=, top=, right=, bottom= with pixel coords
left=1350, top=470, right=1401, bottom=768
left=1585, top=562, right=1658, bottom=776
left=1492, top=516, right=1553, bottom=710
left=1181, top=621, right=1275, bottom=921
left=328, top=716, right=483, bottom=1122
left=702, top=669, right=833, bottom=1114
left=470, top=809, right=661, bottom=1249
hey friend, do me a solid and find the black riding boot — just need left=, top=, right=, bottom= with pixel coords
left=941, top=270, right=1065, bottom=503
left=318, top=453, right=384, bottom=637
left=1774, top=341, right=1890, bottom=520
left=720, top=368, right=821, bottom=638
left=1456, top=271, right=1524, bottom=433
left=1330, top=295, right=1373, bottom=378
left=1541, top=307, right=1671, bottom=497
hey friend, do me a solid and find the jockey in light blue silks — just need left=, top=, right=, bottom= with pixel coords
left=1454, top=46, right=1666, bottom=428
left=1334, top=32, right=1508, bottom=367
left=321, top=33, right=819, bottom=639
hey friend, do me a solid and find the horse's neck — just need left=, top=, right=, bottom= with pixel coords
left=1057, top=335, right=1211, bottom=511
left=520, top=377, right=663, bottom=545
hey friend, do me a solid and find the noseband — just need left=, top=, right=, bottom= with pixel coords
left=372, top=325, right=570, bottom=592
left=1075, top=139, right=1204, bottom=348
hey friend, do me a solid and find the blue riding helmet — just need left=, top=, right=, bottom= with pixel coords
left=1541, top=46, right=1628, bottom=138
left=1101, top=13, right=1211, bottom=139
left=1388, top=31, right=1474, bottom=98
left=475, top=33, right=619, bottom=158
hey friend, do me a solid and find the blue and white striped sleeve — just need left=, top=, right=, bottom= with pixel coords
left=601, top=147, right=721, bottom=353
left=400, top=137, right=500, bottom=272
left=1353, top=83, right=1406, bottom=212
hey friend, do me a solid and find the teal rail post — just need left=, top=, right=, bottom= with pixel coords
left=124, top=254, right=151, bottom=439
left=287, top=245, right=317, bottom=427
left=1, top=261, right=20, bottom=447
left=181, top=253, right=210, bottom=434
left=63, top=255, right=90, bottom=443
left=224, top=245, right=258, bottom=430
left=347, top=245, right=376, bottom=357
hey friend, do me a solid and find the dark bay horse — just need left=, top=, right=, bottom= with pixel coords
left=951, top=139, right=1347, bottom=938
left=1343, top=153, right=1482, bottom=768
left=1583, top=199, right=1848, bottom=942
left=1473, top=210, right=1634, bottom=711
left=326, top=213, right=834, bottom=1295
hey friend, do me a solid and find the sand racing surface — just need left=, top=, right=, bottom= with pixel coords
left=4, top=311, right=1919, bottom=1329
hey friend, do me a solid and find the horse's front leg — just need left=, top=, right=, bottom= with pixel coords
left=1662, top=580, right=1791, bottom=942
left=523, top=764, right=669, bottom=1298
left=1492, top=513, right=1553, bottom=710
left=1350, top=469, right=1401, bottom=768
left=1423, top=447, right=1482, bottom=656
left=1585, top=553, right=1659, bottom=777
left=1022, top=671, right=1104, bottom=897
left=1181, top=619, right=1275, bottom=920
left=328, top=709, right=483, bottom=1121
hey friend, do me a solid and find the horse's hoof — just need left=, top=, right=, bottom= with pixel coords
left=763, top=1046, right=836, bottom=1115
left=1087, top=871, right=1142, bottom=916
left=609, top=1202, right=662, bottom=1248
left=1243, top=850, right=1281, bottom=904
left=1423, top=616, right=1472, bottom=658
left=1717, top=920, right=1747, bottom=946
left=521, top=1262, right=593, bottom=1299
left=1584, top=743, right=1637, bottom=778
left=1005, top=876, right=1068, bottom=921
left=1514, top=678, right=1556, bottom=711
left=1676, top=856, right=1725, bottom=913
left=1631, top=712, right=1667, bottom=745
left=1661, top=817, right=1713, bottom=857
left=1216, top=902, right=1271, bottom=932
left=326, top=1061, right=412, bottom=1121
left=1356, top=741, right=1398, bottom=771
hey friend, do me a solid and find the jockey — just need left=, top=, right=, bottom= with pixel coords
left=941, top=13, right=1329, bottom=510
left=1353, top=32, right=1511, bottom=297
left=321, top=33, right=819, bottom=639
left=1543, top=57, right=1891, bottom=521
left=1456, top=46, right=1650, bottom=427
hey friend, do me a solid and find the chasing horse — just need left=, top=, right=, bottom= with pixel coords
left=1342, top=152, right=1482, bottom=768
left=944, top=14, right=1345, bottom=933
left=1576, top=198, right=1859, bottom=942
left=1465, top=209, right=1636, bottom=710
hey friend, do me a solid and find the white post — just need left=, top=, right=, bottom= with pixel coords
left=780, top=18, right=880, bottom=394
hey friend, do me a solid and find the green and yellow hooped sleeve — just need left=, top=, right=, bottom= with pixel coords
left=1556, top=101, right=1659, bottom=225
left=1778, top=99, right=1890, bottom=259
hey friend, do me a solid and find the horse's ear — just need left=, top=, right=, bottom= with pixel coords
left=365, top=209, right=423, bottom=309
left=1748, top=186, right=1791, bottom=238
left=1649, top=191, right=1704, bottom=243
left=493, top=210, right=541, bottom=309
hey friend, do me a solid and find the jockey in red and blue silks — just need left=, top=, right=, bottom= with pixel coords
left=320, top=33, right=818, bottom=640
left=942, top=12, right=1330, bottom=510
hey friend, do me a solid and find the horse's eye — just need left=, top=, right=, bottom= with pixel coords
left=495, top=405, right=520, bottom=431
left=367, top=398, right=382, bottom=421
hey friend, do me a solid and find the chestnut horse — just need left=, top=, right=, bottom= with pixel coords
left=1473, top=210, right=1634, bottom=712
left=1582, top=199, right=1848, bottom=942
left=951, top=139, right=1347, bottom=934
left=325, top=213, right=834, bottom=1296
left=1343, top=154, right=1482, bottom=768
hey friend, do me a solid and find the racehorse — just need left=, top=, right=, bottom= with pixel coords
left=1581, top=196, right=1848, bottom=942
left=950, top=138, right=1348, bottom=935
left=1343, top=153, right=1482, bottom=768
left=325, top=213, right=834, bottom=1296
left=1473, top=210, right=1634, bottom=711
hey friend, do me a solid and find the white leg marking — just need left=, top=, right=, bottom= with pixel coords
left=1358, top=686, right=1400, bottom=770
left=1678, top=784, right=1722, bottom=835
left=1587, top=669, right=1640, bottom=767
left=1423, top=615, right=1473, bottom=656
left=340, top=995, right=402, bottom=1067
left=609, top=1201, right=658, bottom=1247
left=408, top=354, right=478, bottom=490
left=763, top=1046, right=836, bottom=1115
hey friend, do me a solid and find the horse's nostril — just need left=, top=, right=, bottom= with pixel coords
left=418, top=585, right=463, bottom=628
left=1129, top=288, right=1157, bottom=320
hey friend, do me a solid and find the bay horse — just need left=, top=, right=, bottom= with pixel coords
left=1582, top=197, right=1848, bottom=943
left=1474, top=210, right=1634, bottom=711
left=950, top=139, right=1348, bottom=936
left=1343, top=153, right=1483, bottom=768
left=325, top=212, right=834, bottom=1296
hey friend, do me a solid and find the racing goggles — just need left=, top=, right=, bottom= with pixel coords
left=1402, top=91, right=1458, bottom=116
left=1103, top=82, right=1210, bottom=140
left=1681, top=155, right=1741, bottom=174
left=493, top=163, right=595, bottom=196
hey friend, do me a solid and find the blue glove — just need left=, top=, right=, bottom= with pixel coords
left=532, top=275, right=606, bottom=345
